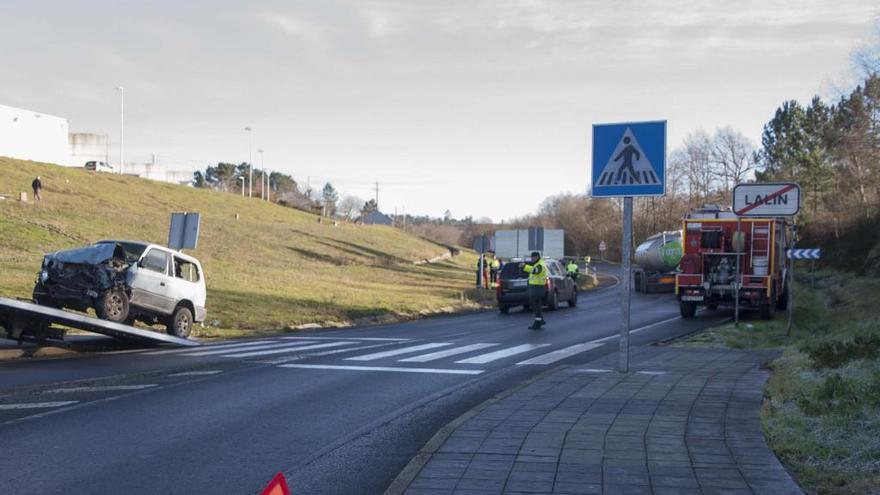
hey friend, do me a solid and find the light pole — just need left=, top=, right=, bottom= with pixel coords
left=238, top=176, right=245, bottom=196
left=258, top=149, right=265, bottom=200
left=115, top=86, right=124, bottom=174
left=244, top=127, right=253, bottom=198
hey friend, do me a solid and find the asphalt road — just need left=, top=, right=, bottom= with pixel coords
left=0, top=267, right=730, bottom=494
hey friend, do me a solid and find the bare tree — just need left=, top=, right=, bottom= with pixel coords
left=337, top=195, right=364, bottom=221
left=710, top=127, right=756, bottom=192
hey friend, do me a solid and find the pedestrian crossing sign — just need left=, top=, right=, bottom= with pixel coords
left=591, top=121, right=666, bottom=197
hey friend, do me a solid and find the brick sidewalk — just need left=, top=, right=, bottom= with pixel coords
left=397, top=346, right=802, bottom=495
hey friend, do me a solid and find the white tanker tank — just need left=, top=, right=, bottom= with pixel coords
left=633, top=231, right=683, bottom=292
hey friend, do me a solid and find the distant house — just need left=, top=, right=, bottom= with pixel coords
left=362, top=210, right=393, bottom=226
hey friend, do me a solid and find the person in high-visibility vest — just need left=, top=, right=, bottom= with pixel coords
left=521, top=251, right=548, bottom=330
left=489, top=256, right=501, bottom=286
left=566, top=260, right=579, bottom=281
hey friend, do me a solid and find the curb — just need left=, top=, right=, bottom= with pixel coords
left=383, top=364, right=569, bottom=495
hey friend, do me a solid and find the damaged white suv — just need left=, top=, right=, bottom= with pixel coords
left=33, top=240, right=207, bottom=338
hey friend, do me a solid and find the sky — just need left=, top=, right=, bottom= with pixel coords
left=0, top=0, right=876, bottom=221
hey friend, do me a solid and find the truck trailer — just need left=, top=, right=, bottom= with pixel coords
left=633, top=231, right=682, bottom=293
left=675, top=205, right=790, bottom=319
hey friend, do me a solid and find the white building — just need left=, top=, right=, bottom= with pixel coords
left=69, top=132, right=110, bottom=168
left=0, top=104, right=71, bottom=165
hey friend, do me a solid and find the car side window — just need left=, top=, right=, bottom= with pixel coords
left=173, top=257, right=200, bottom=283
left=141, top=249, right=169, bottom=274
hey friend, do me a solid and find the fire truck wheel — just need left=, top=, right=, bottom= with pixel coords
left=680, top=301, right=697, bottom=318
left=776, top=287, right=789, bottom=310
left=759, top=303, right=773, bottom=320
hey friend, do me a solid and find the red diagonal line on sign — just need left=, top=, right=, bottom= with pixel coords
left=735, top=184, right=797, bottom=216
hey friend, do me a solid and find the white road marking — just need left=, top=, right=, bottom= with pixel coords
left=182, top=341, right=318, bottom=357
left=580, top=315, right=685, bottom=346
left=455, top=343, right=551, bottom=364
left=278, top=364, right=483, bottom=375
left=281, top=336, right=410, bottom=342
left=167, top=370, right=223, bottom=377
left=256, top=343, right=393, bottom=365
left=398, top=343, right=498, bottom=363
left=42, top=384, right=157, bottom=393
left=0, top=401, right=79, bottom=410
left=223, top=341, right=356, bottom=358
left=143, top=340, right=274, bottom=355
left=638, top=371, right=667, bottom=375
left=516, top=342, right=604, bottom=366
left=577, top=369, right=613, bottom=373
left=345, top=342, right=451, bottom=361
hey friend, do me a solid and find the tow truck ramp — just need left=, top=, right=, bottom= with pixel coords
left=0, top=296, right=199, bottom=348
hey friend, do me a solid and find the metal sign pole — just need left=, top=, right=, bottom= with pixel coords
left=735, top=217, right=741, bottom=326
left=620, top=197, right=633, bottom=373
left=786, top=223, right=796, bottom=336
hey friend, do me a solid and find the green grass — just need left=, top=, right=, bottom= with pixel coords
left=0, top=157, right=482, bottom=337
left=676, top=271, right=880, bottom=494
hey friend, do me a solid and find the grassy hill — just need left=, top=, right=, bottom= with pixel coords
left=0, top=157, right=480, bottom=337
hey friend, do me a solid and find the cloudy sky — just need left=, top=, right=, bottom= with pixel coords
left=1, top=1, right=876, bottom=220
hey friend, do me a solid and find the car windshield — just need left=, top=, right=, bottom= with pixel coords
left=499, top=263, right=528, bottom=279
left=97, top=241, right=147, bottom=264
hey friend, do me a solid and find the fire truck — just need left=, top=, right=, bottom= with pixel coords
left=675, top=205, right=790, bottom=319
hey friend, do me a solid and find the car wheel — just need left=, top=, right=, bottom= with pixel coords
left=499, top=304, right=510, bottom=314
left=548, top=291, right=559, bottom=311
left=96, top=289, right=129, bottom=323
left=679, top=301, right=697, bottom=318
left=568, top=289, right=578, bottom=308
left=167, top=306, right=194, bottom=338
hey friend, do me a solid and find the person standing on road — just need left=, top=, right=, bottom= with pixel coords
left=566, top=259, right=579, bottom=281
left=31, top=176, right=42, bottom=202
left=522, top=251, right=548, bottom=330
left=489, top=255, right=500, bottom=286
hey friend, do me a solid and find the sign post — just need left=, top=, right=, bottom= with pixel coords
left=598, top=240, right=607, bottom=261
left=733, top=182, right=801, bottom=331
left=592, top=121, right=666, bottom=373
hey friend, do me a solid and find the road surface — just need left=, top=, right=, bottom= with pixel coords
left=0, top=268, right=729, bottom=494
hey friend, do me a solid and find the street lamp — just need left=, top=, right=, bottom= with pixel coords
left=115, top=86, right=124, bottom=174
left=238, top=176, right=245, bottom=196
left=257, top=149, right=265, bottom=201
left=244, top=127, right=253, bottom=198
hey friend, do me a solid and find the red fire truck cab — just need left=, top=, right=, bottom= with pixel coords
left=675, top=205, right=790, bottom=319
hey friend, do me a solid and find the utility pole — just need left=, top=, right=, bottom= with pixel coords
left=115, top=86, right=124, bottom=174
left=375, top=181, right=380, bottom=209
left=244, top=127, right=253, bottom=198
left=258, top=149, right=265, bottom=200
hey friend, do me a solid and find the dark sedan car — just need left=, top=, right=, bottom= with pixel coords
left=495, top=258, right=577, bottom=314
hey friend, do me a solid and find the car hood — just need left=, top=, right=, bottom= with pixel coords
left=45, top=243, right=126, bottom=265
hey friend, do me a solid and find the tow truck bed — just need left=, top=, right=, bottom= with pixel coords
left=0, top=296, right=199, bottom=347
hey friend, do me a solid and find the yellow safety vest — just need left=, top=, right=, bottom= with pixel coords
left=491, top=259, right=500, bottom=269
left=567, top=263, right=578, bottom=274
left=523, top=259, right=548, bottom=286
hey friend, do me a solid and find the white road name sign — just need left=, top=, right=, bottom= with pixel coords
left=733, top=183, right=801, bottom=217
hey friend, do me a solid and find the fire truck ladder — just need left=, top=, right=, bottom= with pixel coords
left=750, top=222, right=771, bottom=269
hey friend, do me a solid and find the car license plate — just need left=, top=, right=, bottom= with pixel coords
left=681, top=295, right=703, bottom=302
left=511, top=280, right=526, bottom=288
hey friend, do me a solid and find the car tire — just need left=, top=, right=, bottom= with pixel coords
left=680, top=301, right=697, bottom=318
left=96, top=289, right=130, bottom=323
left=167, top=306, right=194, bottom=338
left=568, top=289, right=578, bottom=308
left=548, top=291, right=559, bottom=311
left=499, top=304, right=510, bottom=314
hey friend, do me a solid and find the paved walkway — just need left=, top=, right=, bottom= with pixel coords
left=396, top=346, right=802, bottom=495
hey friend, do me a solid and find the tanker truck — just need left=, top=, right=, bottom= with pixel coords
left=633, top=231, right=683, bottom=293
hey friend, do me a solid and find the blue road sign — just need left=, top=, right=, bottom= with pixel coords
left=591, top=121, right=666, bottom=197
left=787, top=249, right=821, bottom=260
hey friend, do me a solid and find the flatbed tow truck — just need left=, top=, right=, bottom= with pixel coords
left=0, top=296, right=199, bottom=349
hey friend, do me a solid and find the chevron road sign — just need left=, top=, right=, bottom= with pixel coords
left=787, top=249, right=821, bottom=260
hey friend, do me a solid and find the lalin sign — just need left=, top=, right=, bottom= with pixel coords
left=733, top=183, right=801, bottom=217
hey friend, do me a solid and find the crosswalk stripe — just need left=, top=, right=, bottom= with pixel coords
left=278, top=364, right=483, bottom=375
left=222, top=341, right=356, bottom=358
left=168, top=370, right=223, bottom=377
left=143, top=340, right=274, bottom=355
left=516, top=342, right=603, bottom=365
left=398, top=343, right=498, bottom=363
left=0, top=401, right=79, bottom=410
left=455, top=343, right=551, bottom=364
left=345, top=342, right=451, bottom=361
left=42, top=384, right=158, bottom=393
left=181, top=341, right=318, bottom=357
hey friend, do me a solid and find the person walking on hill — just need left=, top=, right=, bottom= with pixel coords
left=31, top=176, right=42, bottom=202
left=521, top=251, right=548, bottom=330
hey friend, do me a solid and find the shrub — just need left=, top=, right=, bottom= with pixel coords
left=803, top=333, right=880, bottom=369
